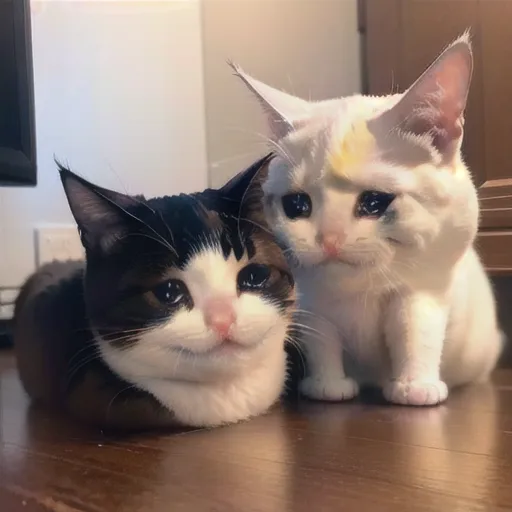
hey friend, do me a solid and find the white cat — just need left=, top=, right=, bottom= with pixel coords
left=231, top=33, right=504, bottom=406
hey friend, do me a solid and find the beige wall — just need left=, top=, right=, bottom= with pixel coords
left=201, top=0, right=362, bottom=188
left=0, top=1, right=207, bottom=288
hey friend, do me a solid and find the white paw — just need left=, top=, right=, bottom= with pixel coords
left=300, top=376, right=359, bottom=402
left=383, top=379, right=448, bottom=406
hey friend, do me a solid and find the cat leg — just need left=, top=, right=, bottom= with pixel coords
left=383, top=293, right=449, bottom=406
left=298, top=314, right=359, bottom=401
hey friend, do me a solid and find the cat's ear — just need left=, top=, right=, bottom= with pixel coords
left=219, top=153, right=273, bottom=200
left=376, top=32, right=473, bottom=159
left=229, top=61, right=311, bottom=140
left=58, top=162, right=141, bottom=251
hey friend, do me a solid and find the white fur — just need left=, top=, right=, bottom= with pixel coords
left=100, top=248, right=289, bottom=426
left=232, top=34, right=503, bottom=406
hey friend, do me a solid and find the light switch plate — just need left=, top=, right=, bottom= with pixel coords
left=35, top=225, right=85, bottom=267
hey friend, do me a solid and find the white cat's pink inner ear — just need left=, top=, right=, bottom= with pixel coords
left=228, top=61, right=311, bottom=140
left=377, top=34, right=473, bottom=154
left=413, top=38, right=473, bottom=123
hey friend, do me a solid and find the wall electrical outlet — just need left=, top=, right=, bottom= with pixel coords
left=36, top=226, right=85, bottom=267
left=0, top=288, right=18, bottom=320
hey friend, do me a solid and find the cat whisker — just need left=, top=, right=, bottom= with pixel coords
left=173, top=346, right=186, bottom=374
left=285, top=335, right=307, bottom=374
left=227, top=126, right=295, bottom=168
left=285, top=334, right=306, bottom=354
left=67, top=342, right=100, bottom=368
left=106, top=196, right=178, bottom=257
left=362, top=277, right=370, bottom=327
left=100, top=334, right=142, bottom=346
left=264, top=139, right=295, bottom=167
left=67, top=328, right=157, bottom=383
left=87, top=327, right=156, bottom=346
left=119, top=232, right=178, bottom=257
left=289, top=323, right=331, bottom=343
left=392, top=259, right=418, bottom=272
left=105, top=384, right=138, bottom=425
left=67, top=352, right=104, bottom=386
left=293, top=309, right=327, bottom=321
left=235, top=216, right=274, bottom=237
left=377, top=267, right=395, bottom=291
left=158, top=210, right=176, bottom=247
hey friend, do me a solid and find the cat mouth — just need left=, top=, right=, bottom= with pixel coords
left=172, top=340, right=255, bottom=358
left=320, top=256, right=362, bottom=268
left=209, top=341, right=252, bottom=355
left=322, top=256, right=379, bottom=269
left=337, top=258, right=362, bottom=267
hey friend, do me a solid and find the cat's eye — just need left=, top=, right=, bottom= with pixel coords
left=237, top=264, right=271, bottom=291
left=153, top=279, right=191, bottom=307
left=281, top=193, right=312, bottom=220
left=355, top=190, right=396, bottom=218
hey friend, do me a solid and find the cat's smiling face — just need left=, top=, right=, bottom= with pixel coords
left=60, top=155, right=295, bottom=385
left=232, top=34, right=479, bottom=289
left=95, top=228, right=294, bottom=384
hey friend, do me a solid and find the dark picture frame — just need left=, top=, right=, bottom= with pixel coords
left=0, top=0, right=37, bottom=186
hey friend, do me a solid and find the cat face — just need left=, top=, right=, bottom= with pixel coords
left=231, top=34, right=479, bottom=288
left=59, top=155, right=295, bottom=384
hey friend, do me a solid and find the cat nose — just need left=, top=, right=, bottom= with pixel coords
left=203, top=298, right=236, bottom=339
left=320, top=232, right=345, bottom=257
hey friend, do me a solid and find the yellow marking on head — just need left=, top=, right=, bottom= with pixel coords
left=327, top=120, right=376, bottom=179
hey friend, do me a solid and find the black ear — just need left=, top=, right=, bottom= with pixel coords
left=58, top=162, right=142, bottom=251
left=219, top=153, right=273, bottom=200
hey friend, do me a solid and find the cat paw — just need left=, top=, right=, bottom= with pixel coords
left=383, top=379, right=448, bottom=406
left=300, top=376, right=359, bottom=402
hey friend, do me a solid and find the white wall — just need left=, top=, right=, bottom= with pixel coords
left=0, top=0, right=208, bottom=288
left=201, top=0, right=361, bottom=188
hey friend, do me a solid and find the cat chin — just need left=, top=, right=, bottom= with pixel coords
left=96, top=326, right=288, bottom=427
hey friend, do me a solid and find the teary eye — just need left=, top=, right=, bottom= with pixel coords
left=237, top=264, right=271, bottom=291
left=153, top=279, right=191, bottom=307
left=355, top=190, right=396, bottom=218
left=281, top=193, right=312, bottom=220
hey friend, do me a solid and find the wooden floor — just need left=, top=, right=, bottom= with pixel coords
left=2, top=351, right=512, bottom=512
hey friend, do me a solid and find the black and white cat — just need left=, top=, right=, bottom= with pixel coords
left=14, top=154, right=296, bottom=430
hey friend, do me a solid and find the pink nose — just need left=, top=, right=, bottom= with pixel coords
left=203, top=299, right=236, bottom=339
left=321, top=233, right=345, bottom=257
